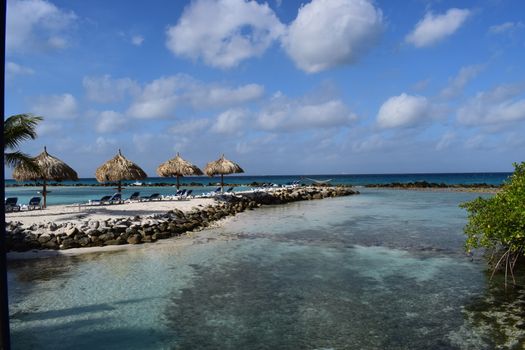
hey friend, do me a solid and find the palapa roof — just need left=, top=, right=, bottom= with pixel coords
left=204, top=154, right=244, bottom=176
left=156, top=153, right=203, bottom=177
left=95, top=149, right=147, bottom=183
left=12, top=146, right=78, bottom=181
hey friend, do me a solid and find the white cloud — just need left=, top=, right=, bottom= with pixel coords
left=187, top=83, right=264, bottom=109
left=377, top=93, right=430, bottom=129
left=127, top=75, right=264, bottom=119
left=6, top=61, right=34, bottom=78
left=352, top=134, right=384, bottom=153
left=127, top=77, right=179, bottom=119
left=131, top=35, right=144, bottom=46
left=257, top=95, right=357, bottom=131
left=96, top=110, right=127, bottom=133
left=83, top=75, right=140, bottom=103
left=457, top=84, right=525, bottom=126
left=36, top=121, right=61, bottom=136
left=170, top=119, right=210, bottom=135
left=31, top=93, right=77, bottom=119
left=283, top=0, right=383, bottom=73
left=166, top=0, right=285, bottom=69
left=6, top=0, right=76, bottom=53
left=406, top=8, right=470, bottom=48
left=489, top=21, right=524, bottom=35
left=435, top=131, right=455, bottom=150
left=440, top=64, right=484, bottom=99
left=82, top=136, right=117, bottom=154
left=212, top=108, right=247, bottom=134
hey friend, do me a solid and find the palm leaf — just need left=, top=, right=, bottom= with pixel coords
left=4, top=114, right=43, bottom=150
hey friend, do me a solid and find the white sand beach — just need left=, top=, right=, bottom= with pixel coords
left=5, top=198, right=216, bottom=227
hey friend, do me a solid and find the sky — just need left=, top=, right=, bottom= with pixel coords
left=5, top=0, right=525, bottom=177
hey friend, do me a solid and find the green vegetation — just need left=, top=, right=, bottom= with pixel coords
left=3, top=114, right=43, bottom=170
left=461, top=162, right=525, bottom=285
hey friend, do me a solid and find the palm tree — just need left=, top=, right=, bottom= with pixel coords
left=4, top=114, right=43, bottom=170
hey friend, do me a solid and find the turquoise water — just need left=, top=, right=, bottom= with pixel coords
left=7, top=189, right=525, bottom=349
left=4, top=172, right=511, bottom=206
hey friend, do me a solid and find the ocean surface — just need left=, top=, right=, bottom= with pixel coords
left=7, top=188, right=525, bottom=349
left=5, top=172, right=511, bottom=206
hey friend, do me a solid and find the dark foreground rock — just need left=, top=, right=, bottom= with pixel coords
left=5, top=186, right=358, bottom=252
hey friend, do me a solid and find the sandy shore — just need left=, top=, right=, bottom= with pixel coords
left=5, top=198, right=216, bottom=227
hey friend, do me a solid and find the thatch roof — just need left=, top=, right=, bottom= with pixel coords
left=157, top=153, right=203, bottom=177
left=12, top=146, right=78, bottom=181
left=204, top=154, right=244, bottom=176
left=95, top=149, right=147, bottom=183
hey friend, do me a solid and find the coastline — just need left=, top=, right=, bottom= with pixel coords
left=6, top=186, right=358, bottom=256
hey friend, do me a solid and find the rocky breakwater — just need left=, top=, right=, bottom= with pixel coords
left=5, top=186, right=358, bottom=252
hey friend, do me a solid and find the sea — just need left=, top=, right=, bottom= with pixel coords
left=6, top=172, right=525, bottom=349
left=4, top=172, right=511, bottom=206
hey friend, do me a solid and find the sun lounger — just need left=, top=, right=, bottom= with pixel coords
left=5, top=197, right=20, bottom=212
left=89, top=195, right=112, bottom=205
left=126, top=192, right=141, bottom=202
left=108, top=193, right=123, bottom=204
left=28, top=197, right=42, bottom=210
left=141, top=193, right=161, bottom=201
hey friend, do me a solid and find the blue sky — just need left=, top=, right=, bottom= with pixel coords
left=5, top=0, right=525, bottom=177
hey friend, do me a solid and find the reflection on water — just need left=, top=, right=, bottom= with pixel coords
left=8, top=189, right=525, bottom=349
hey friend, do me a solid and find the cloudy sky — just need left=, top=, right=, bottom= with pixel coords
left=5, top=0, right=525, bottom=177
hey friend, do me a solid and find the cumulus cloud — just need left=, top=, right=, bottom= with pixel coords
left=352, top=134, right=385, bottom=153
left=131, top=35, right=144, bottom=46
left=457, top=84, right=525, bottom=126
left=435, top=131, right=455, bottom=150
left=377, top=93, right=430, bottom=129
left=166, top=0, right=284, bottom=69
left=186, top=83, right=264, bottom=109
left=440, top=64, right=484, bottom=99
left=257, top=94, right=357, bottom=131
left=96, top=110, right=127, bottom=133
left=127, top=77, right=180, bottom=119
left=31, top=93, right=77, bottom=119
left=83, top=75, right=140, bottom=103
left=6, top=0, right=76, bottom=53
left=212, top=108, right=247, bottom=134
left=6, top=61, right=34, bottom=78
left=405, top=8, right=470, bottom=48
left=489, top=21, right=524, bottom=35
left=127, top=75, right=264, bottom=119
left=170, top=118, right=210, bottom=135
left=283, top=0, right=383, bottom=73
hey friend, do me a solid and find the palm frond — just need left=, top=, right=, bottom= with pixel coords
left=5, top=151, right=41, bottom=172
left=4, top=114, right=43, bottom=150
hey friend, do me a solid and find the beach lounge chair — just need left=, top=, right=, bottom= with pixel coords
left=126, top=192, right=141, bottom=202
left=28, top=197, right=42, bottom=210
left=175, top=189, right=186, bottom=200
left=226, top=187, right=234, bottom=193
left=89, top=195, right=112, bottom=205
left=141, top=193, right=161, bottom=202
left=180, top=189, right=193, bottom=200
left=5, top=197, right=20, bottom=212
left=108, top=193, right=122, bottom=204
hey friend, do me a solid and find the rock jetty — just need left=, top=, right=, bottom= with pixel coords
left=5, top=186, right=358, bottom=252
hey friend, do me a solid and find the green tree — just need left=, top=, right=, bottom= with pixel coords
left=4, top=114, right=43, bottom=170
left=460, top=162, right=525, bottom=285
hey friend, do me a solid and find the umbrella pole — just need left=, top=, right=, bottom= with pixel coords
left=43, top=180, right=47, bottom=209
left=177, top=175, right=180, bottom=190
left=118, top=180, right=122, bottom=193
left=221, top=174, right=224, bottom=192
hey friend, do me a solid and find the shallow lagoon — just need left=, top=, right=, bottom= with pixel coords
left=7, top=189, right=525, bottom=349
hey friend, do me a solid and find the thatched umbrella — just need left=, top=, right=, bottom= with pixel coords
left=157, top=152, right=203, bottom=189
left=12, top=146, right=78, bottom=208
left=95, top=149, right=147, bottom=193
left=204, top=154, right=244, bottom=192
